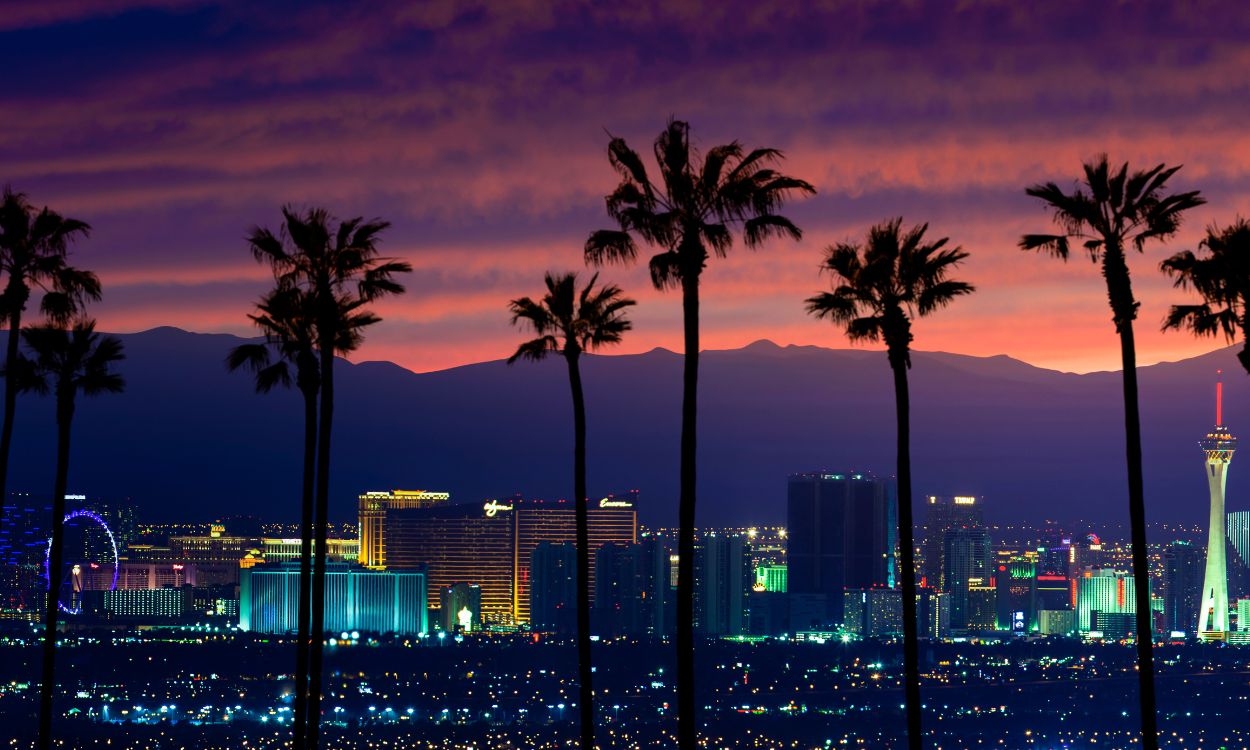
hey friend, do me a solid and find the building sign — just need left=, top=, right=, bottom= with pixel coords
left=483, top=499, right=514, bottom=517
left=598, top=497, right=633, bottom=509
left=1012, top=611, right=1025, bottom=632
left=954, top=496, right=977, bottom=505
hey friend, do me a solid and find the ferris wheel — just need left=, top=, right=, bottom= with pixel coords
left=43, top=509, right=119, bottom=615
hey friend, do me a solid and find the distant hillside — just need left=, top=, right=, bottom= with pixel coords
left=2, top=326, right=1245, bottom=529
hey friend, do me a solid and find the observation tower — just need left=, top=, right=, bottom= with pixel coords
left=1198, top=372, right=1236, bottom=640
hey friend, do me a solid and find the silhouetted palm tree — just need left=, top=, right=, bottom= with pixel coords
left=248, top=207, right=409, bottom=750
left=806, top=218, right=973, bottom=750
left=508, top=271, right=635, bottom=750
left=1161, top=218, right=1250, bottom=373
left=18, top=319, right=124, bottom=750
left=229, top=287, right=324, bottom=750
left=0, top=188, right=97, bottom=527
left=585, top=119, right=812, bottom=747
left=1021, top=156, right=1203, bottom=750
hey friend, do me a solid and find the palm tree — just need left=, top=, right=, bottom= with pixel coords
left=18, top=319, right=124, bottom=750
left=1021, top=156, right=1203, bottom=750
left=248, top=206, right=409, bottom=750
left=1161, top=218, right=1250, bottom=373
left=805, top=218, right=973, bottom=750
left=0, top=188, right=97, bottom=527
left=585, top=119, right=812, bottom=748
left=227, top=286, right=322, bottom=750
left=507, top=271, right=635, bottom=750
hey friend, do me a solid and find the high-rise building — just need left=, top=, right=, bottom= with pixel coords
left=694, top=533, right=751, bottom=636
left=843, top=588, right=903, bottom=638
left=239, top=562, right=427, bottom=636
left=754, top=564, right=788, bottom=593
left=965, top=577, right=997, bottom=631
left=994, top=560, right=1036, bottom=632
left=1199, top=378, right=1236, bottom=640
left=0, top=493, right=51, bottom=613
left=922, top=495, right=983, bottom=588
left=1037, top=609, right=1074, bottom=636
left=1065, top=534, right=1104, bottom=580
left=787, top=472, right=896, bottom=626
left=1076, top=567, right=1136, bottom=634
left=943, top=527, right=992, bottom=630
left=530, top=542, right=577, bottom=634
left=1162, top=540, right=1204, bottom=636
left=358, top=490, right=450, bottom=569
left=440, top=583, right=482, bottom=633
left=380, top=495, right=637, bottom=625
left=102, top=587, right=192, bottom=618
left=512, top=495, right=637, bottom=623
left=1226, top=511, right=1250, bottom=600
left=1034, top=573, right=1072, bottom=630
left=594, top=536, right=673, bottom=637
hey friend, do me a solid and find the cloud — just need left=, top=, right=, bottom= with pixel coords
left=5, top=1, right=1250, bottom=373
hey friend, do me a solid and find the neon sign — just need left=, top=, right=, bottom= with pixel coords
left=598, top=498, right=633, bottom=509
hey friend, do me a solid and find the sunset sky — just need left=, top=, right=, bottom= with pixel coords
left=4, top=1, right=1250, bottom=374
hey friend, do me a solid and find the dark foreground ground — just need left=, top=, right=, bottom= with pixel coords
left=2, top=628, right=1249, bottom=748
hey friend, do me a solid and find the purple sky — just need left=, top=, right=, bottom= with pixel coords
left=5, top=1, right=1250, bottom=373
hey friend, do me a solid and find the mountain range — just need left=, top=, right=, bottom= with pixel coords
left=2, top=326, right=1246, bottom=530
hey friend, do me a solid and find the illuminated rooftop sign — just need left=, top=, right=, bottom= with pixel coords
left=953, top=496, right=977, bottom=505
left=483, top=500, right=514, bottom=517
left=598, top=498, right=633, bottom=509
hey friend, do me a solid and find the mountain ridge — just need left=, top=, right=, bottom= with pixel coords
left=1, top=326, right=1243, bottom=529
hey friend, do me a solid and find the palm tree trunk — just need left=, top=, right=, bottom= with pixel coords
left=676, top=274, right=699, bottom=750
left=1119, top=320, right=1160, bottom=750
left=306, top=341, right=334, bottom=750
left=566, top=353, right=595, bottom=750
left=37, top=392, right=73, bottom=750
left=890, top=353, right=924, bottom=750
left=0, top=305, right=26, bottom=530
left=292, top=386, right=318, bottom=750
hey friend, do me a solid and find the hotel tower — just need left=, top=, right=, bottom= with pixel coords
left=1198, top=373, right=1237, bottom=640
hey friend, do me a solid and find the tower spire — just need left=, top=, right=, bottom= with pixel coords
left=1218, top=369, right=1224, bottom=426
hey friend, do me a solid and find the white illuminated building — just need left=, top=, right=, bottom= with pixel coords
left=1198, top=374, right=1237, bottom=641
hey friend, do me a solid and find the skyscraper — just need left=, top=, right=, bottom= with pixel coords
left=694, top=533, right=750, bottom=636
left=922, top=495, right=983, bottom=588
left=1199, top=376, right=1236, bottom=640
left=943, top=526, right=992, bottom=631
left=1162, top=540, right=1203, bottom=636
left=380, top=495, right=637, bottom=625
left=1076, top=567, right=1135, bottom=634
left=530, top=541, right=577, bottom=634
left=594, top=536, right=673, bottom=637
left=787, top=472, right=896, bottom=626
left=358, top=490, right=450, bottom=569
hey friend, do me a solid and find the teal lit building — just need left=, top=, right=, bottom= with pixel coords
left=240, top=562, right=427, bottom=636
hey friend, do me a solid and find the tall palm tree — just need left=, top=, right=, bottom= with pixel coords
left=248, top=206, right=409, bottom=750
left=0, top=188, right=97, bottom=527
left=18, top=319, right=124, bottom=750
left=1161, top=218, right=1250, bottom=373
left=228, top=287, right=321, bottom=750
left=585, top=120, right=812, bottom=747
left=806, top=218, right=973, bottom=750
left=1021, top=156, right=1203, bottom=750
left=507, top=271, right=635, bottom=750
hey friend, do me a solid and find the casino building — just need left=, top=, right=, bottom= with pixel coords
left=370, top=491, right=638, bottom=626
left=240, top=562, right=427, bottom=636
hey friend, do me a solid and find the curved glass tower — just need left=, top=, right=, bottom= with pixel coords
left=1199, top=375, right=1236, bottom=640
